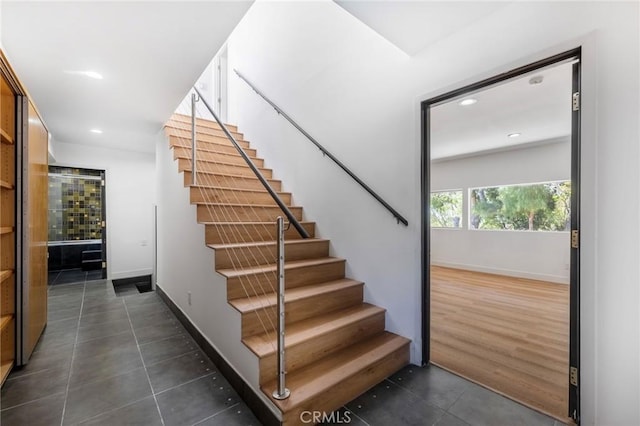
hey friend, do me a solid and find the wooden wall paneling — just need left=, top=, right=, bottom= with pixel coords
left=25, top=101, right=48, bottom=357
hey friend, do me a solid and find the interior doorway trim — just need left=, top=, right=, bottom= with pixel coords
left=420, top=47, right=581, bottom=422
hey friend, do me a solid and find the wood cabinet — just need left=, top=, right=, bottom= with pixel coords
left=0, top=50, right=49, bottom=385
left=0, top=67, right=17, bottom=384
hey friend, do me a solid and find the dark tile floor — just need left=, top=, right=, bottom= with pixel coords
left=0, top=278, right=562, bottom=426
left=48, top=269, right=104, bottom=286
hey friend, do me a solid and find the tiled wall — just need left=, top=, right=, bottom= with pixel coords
left=48, top=167, right=103, bottom=242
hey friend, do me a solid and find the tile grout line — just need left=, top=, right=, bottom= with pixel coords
left=153, top=372, right=216, bottom=397
left=341, top=405, right=371, bottom=426
left=0, top=391, right=67, bottom=413
left=59, top=279, right=88, bottom=426
left=69, top=394, right=154, bottom=425
left=122, top=300, right=166, bottom=426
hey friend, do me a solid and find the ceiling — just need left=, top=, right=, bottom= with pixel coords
left=1, top=1, right=253, bottom=153
left=430, top=61, right=573, bottom=160
left=334, top=0, right=509, bottom=56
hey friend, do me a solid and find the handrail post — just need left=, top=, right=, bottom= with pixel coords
left=191, top=92, right=199, bottom=186
left=272, top=216, right=290, bottom=400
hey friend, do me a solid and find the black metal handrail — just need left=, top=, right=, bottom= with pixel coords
left=193, top=87, right=310, bottom=239
left=234, top=69, right=409, bottom=226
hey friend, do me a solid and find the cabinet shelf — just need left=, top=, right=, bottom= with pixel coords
left=0, top=180, right=14, bottom=190
left=0, top=270, right=12, bottom=282
left=0, top=128, right=13, bottom=145
left=0, top=360, right=13, bottom=384
left=0, top=315, right=11, bottom=332
left=0, top=227, right=12, bottom=235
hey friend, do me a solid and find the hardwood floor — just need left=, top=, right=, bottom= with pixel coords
left=430, top=266, right=570, bottom=422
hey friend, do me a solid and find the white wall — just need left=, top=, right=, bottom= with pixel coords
left=52, top=141, right=155, bottom=280
left=154, top=131, right=277, bottom=417
left=431, top=141, right=571, bottom=283
left=225, top=1, right=639, bottom=424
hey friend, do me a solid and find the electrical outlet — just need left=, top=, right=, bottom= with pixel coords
left=188, top=291, right=192, bottom=306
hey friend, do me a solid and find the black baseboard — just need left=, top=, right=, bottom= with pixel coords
left=156, top=285, right=280, bottom=426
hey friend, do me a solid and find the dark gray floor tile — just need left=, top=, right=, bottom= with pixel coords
left=346, top=380, right=444, bottom=426
left=73, top=329, right=136, bottom=360
left=0, top=366, right=70, bottom=409
left=63, top=367, right=152, bottom=425
left=48, top=305, right=81, bottom=322
left=123, top=291, right=163, bottom=307
left=86, top=270, right=104, bottom=281
left=77, top=318, right=132, bottom=343
left=147, top=350, right=215, bottom=393
left=434, top=413, right=470, bottom=426
left=126, top=300, right=169, bottom=317
left=48, top=294, right=83, bottom=312
left=129, top=308, right=176, bottom=329
left=9, top=342, right=74, bottom=379
left=68, top=344, right=144, bottom=389
left=84, top=281, right=116, bottom=298
left=78, top=396, right=162, bottom=426
left=48, top=283, right=85, bottom=297
left=319, top=406, right=367, bottom=425
left=54, top=272, right=87, bottom=285
left=139, top=333, right=198, bottom=365
left=33, top=318, right=79, bottom=353
left=81, top=297, right=125, bottom=315
left=196, top=402, right=261, bottom=426
left=134, top=317, right=186, bottom=345
left=448, top=384, right=555, bottom=426
left=389, top=365, right=474, bottom=410
left=156, top=373, right=239, bottom=426
left=48, top=271, right=60, bottom=285
left=79, top=306, right=129, bottom=326
left=0, top=392, right=65, bottom=426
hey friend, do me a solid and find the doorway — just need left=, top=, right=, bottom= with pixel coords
left=47, top=166, right=106, bottom=284
left=421, top=49, right=581, bottom=423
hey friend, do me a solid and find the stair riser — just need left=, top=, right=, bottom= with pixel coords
left=214, top=240, right=328, bottom=269
left=183, top=172, right=282, bottom=191
left=167, top=116, right=239, bottom=133
left=227, top=260, right=345, bottom=300
left=196, top=205, right=303, bottom=223
left=205, top=222, right=315, bottom=245
left=169, top=134, right=253, bottom=152
left=281, top=342, right=410, bottom=426
left=178, top=158, right=273, bottom=179
left=258, top=311, right=386, bottom=385
left=173, top=147, right=264, bottom=167
left=190, top=187, right=291, bottom=206
left=241, top=284, right=363, bottom=338
left=165, top=122, right=243, bottom=140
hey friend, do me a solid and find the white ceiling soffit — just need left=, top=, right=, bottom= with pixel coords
left=334, top=0, right=509, bottom=56
left=431, top=61, right=573, bottom=161
left=1, top=1, right=253, bottom=153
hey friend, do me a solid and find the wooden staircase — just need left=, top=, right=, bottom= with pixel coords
left=164, top=114, right=410, bottom=425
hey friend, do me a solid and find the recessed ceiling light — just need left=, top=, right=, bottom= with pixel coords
left=90, top=129, right=103, bottom=134
left=508, top=133, right=521, bottom=138
left=458, top=98, right=477, bottom=106
left=65, top=70, right=103, bottom=80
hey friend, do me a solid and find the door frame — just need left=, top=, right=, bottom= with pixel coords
left=420, top=47, right=582, bottom=422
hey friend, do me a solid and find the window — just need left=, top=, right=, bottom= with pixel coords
left=430, top=190, right=463, bottom=228
left=469, top=181, right=571, bottom=231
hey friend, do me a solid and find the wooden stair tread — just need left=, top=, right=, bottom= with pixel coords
left=208, top=238, right=327, bottom=250
left=194, top=202, right=301, bottom=211
left=172, top=144, right=256, bottom=157
left=0, top=269, right=13, bottom=282
left=0, top=315, right=13, bottom=332
left=164, top=124, right=244, bottom=139
left=229, top=278, right=363, bottom=313
left=263, top=332, right=410, bottom=411
left=191, top=185, right=287, bottom=195
left=170, top=114, right=239, bottom=131
left=243, top=303, right=385, bottom=358
left=184, top=170, right=281, bottom=182
left=219, top=257, right=343, bottom=278
left=178, top=157, right=272, bottom=172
